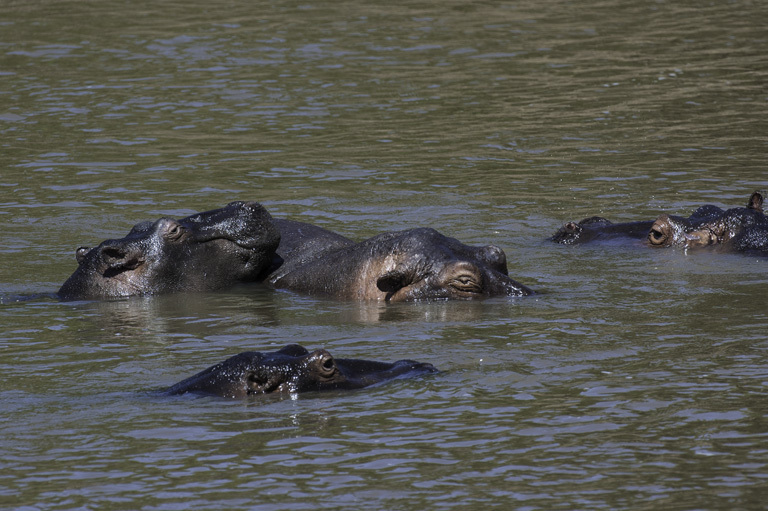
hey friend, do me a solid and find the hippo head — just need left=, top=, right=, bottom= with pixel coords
left=550, top=217, right=613, bottom=245
left=165, top=344, right=437, bottom=398
left=649, top=192, right=767, bottom=250
left=371, top=228, right=533, bottom=301
left=58, top=201, right=280, bottom=300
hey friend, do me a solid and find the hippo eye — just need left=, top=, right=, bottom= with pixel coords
left=164, top=223, right=186, bottom=241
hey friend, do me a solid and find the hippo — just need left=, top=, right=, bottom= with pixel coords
left=58, top=201, right=280, bottom=300
left=267, top=218, right=355, bottom=276
left=267, top=227, right=533, bottom=301
left=550, top=216, right=655, bottom=245
left=551, top=192, right=767, bottom=252
left=165, top=344, right=438, bottom=398
left=647, top=192, right=768, bottom=251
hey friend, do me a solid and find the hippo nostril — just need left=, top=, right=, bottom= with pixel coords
left=100, top=245, right=144, bottom=271
left=101, top=246, right=127, bottom=264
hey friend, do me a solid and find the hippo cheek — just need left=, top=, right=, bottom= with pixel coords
left=385, top=285, right=422, bottom=302
left=683, top=229, right=717, bottom=248
left=385, top=265, right=485, bottom=301
left=245, top=373, right=289, bottom=395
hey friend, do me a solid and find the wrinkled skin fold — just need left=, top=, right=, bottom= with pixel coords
left=58, top=201, right=280, bottom=300
left=164, top=344, right=438, bottom=398
left=267, top=227, right=533, bottom=301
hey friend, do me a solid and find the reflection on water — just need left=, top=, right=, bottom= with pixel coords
left=1, top=0, right=767, bottom=509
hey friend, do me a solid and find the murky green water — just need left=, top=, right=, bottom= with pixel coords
left=2, top=0, right=767, bottom=509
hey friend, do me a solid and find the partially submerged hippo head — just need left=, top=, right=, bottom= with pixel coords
left=269, top=227, right=533, bottom=301
left=165, top=344, right=438, bottom=398
left=648, top=192, right=767, bottom=249
left=550, top=217, right=614, bottom=245
left=58, top=201, right=280, bottom=300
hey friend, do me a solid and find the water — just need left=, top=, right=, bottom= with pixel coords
left=1, top=0, right=767, bottom=509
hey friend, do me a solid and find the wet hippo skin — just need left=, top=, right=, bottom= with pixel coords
left=267, top=227, right=533, bottom=301
left=165, top=344, right=438, bottom=398
left=58, top=201, right=280, bottom=300
left=552, top=192, right=768, bottom=255
left=647, top=192, right=768, bottom=252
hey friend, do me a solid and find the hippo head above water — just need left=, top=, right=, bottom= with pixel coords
left=58, top=201, right=280, bottom=300
left=165, top=344, right=438, bottom=398
left=550, top=216, right=655, bottom=245
left=268, top=227, right=533, bottom=301
left=647, top=192, right=766, bottom=249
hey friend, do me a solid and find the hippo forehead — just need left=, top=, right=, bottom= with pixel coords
left=241, top=344, right=313, bottom=370
left=387, top=228, right=499, bottom=261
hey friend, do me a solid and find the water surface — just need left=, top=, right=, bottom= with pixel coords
left=1, top=0, right=767, bottom=509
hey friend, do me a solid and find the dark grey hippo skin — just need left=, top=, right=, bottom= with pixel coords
left=266, top=227, right=533, bottom=301
left=165, top=344, right=438, bottom=399
left=266, top=218, right=355, bottom=276
left=58, top=201, right=280, bottom=300
left=551, top=191, right=768, bottom=254
left=550, top=217, right=655, bottom=245
left=647, top=192, right=768, bottom=253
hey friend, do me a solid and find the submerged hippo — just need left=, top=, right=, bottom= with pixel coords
left=58, top=201, right=280, bottom=300
left=647, top=192, right=768, bottom=251
left=165, top=344, right=438, bottom=398
left=267, top=227, right=533, bottom=301
left=550, top=216, right=654, bottom=245
left=551, top=192, right=767, bottom=254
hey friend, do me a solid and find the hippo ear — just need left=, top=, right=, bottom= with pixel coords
left=75, top=247, right=90, bottom=264
left=748, top=192, right=764, bottom=212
